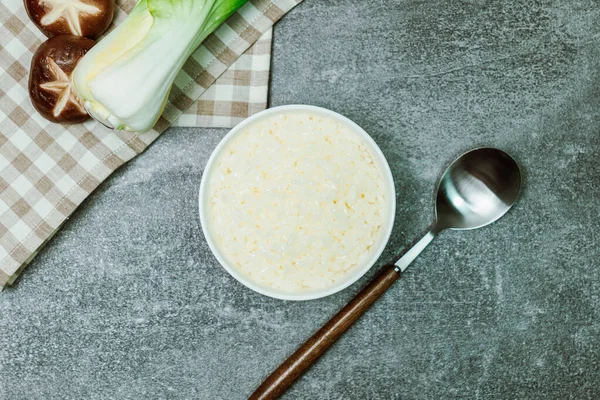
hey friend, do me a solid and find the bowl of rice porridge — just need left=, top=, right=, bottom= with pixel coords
left=199, top=105, right=395, bottom=300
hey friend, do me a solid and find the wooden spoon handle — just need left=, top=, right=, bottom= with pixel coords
left=249, top=264, right=400, bottom=400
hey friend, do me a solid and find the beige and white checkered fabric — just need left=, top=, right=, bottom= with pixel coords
left=174, top=28, right=273, bottom=128
left=0, top=0, right=303, bottom=288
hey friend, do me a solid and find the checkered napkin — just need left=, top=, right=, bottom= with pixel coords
left=173, top=27, right=273, bottom=128
left=0, top=0, right=303, bottom=288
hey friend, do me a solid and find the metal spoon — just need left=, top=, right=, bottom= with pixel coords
left=250, top=148, right=522, bottom=400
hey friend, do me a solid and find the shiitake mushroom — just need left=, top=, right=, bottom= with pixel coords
left=24, top=0, right=114, bottom=39
left=29, top=35, right=95, bottom=123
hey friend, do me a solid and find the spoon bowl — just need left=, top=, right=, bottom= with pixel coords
left=435, top=148, right=521, bottom=231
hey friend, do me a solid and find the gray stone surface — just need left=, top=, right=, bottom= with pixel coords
left=1, top=0, right=600, bottom=398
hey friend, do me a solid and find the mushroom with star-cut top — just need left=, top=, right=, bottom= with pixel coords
left=29, top=35, right=95, bottom=123
left=24, top=0, right=114, bottom=39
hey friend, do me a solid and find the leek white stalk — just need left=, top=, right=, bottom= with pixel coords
left=73, top=0, right=247, bottom=133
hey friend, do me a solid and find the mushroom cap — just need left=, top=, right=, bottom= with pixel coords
left=24, top=0, right=114, bottom=39
left=29, top=35, right=95, bottom=123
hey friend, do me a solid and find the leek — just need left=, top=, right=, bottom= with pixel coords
left=73, top=0, right=248, bottom=133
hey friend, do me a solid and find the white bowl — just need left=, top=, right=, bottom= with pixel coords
left=199, top=105, right=396, bottom=301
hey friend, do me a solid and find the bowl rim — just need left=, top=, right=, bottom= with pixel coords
left=199, top=104, right=396, bottom=301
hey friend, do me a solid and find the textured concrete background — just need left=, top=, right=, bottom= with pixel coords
left=1, top=0, right=600, bottom=399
